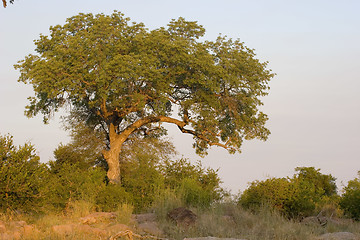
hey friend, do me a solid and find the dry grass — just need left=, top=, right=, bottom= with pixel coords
left=154, top=202, right=360, bottom=240
left=1, top=201, right=360, bottom=240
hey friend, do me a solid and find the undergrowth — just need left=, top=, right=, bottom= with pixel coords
left=1, top=199, right=360, bottom=240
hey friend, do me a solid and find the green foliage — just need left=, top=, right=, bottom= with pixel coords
left=115, top=203, right=134, bottom=225
left=95, top=184, right=132, bottom=212
left=286, top=167, right=338, bottom=217
left=239, top=177, right=292, bottom=213
left=0, top=134, right=47, bottom=212
left=45, top=159, right=133, bottom=212
left=15, top=10, right=273, bottom=165
left=160, top=158, right=223, bottom=208
left=53, top=118, right=222, bottom=211
left=44, top=162, right=107, bottom=210
left=239, top=167, right=338, bottom=218
left=121, top=155, right=164, bottom=212
left=55, top=121, right=176, bottom=211
left=340, top=171, right=360, bottom=220
left=179, top=178, right=213, bottom=208
left=55, top=121, right=106, bottom=169
left=294, top=167, right=337, bottom=197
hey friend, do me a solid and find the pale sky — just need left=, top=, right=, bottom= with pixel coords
left=1, top=0, right=359, bottom=193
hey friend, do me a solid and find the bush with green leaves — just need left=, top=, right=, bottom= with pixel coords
left=0, top=134, right=47, bottom=212
left=178, top=177, right=214, bottom=208
left=239, top=177, right=292, bottom=213
left=160, top=158, right=223, bottom=208
left=121, top=152, right=165, bottom=212
left=44, top=161, right=107, bottom=211
left=95, top=184, right=132, bottom=212
left=340, top=171, right=360, bottom=220
left=239, top=167, right=338, bottom=218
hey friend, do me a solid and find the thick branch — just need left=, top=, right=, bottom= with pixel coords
left=120, top=115, right=235, bottom=152
left=177, top=125, right=235, bottom=151
left=120, top=115, right=186, bottom=140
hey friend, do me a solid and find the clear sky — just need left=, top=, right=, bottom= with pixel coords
left=1, top=0, right=359, bottom=193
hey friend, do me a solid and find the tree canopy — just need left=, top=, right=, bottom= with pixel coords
left=15, top=11, right=274, bottom=184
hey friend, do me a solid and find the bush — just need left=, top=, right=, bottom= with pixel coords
left=239, top=167, right=339, bottom=218
left=95, top=184, right=132, bottom=212
left=44, top=162, right=107, bottom=211
left=160, top=158, right=223, bottom=208
left=121, top=152, right=164, bottom=212
left=340, top=171, right=360, bottom=220
left=0, top=134, right=47, bottom=212
left=239, top=177, right=292, bottom=213
left=179, top=177, right=213, bottom=208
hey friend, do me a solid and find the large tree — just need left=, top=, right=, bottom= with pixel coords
left=15, top=11, right=274, bottom=184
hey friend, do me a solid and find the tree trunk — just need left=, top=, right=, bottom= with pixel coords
left=102, top=116, right=187, bottom=184
left=103, top=145, right=122, bottom=184
left=102, top=123, right=125, bottom=184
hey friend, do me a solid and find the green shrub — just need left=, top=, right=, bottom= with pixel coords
left=239, top=177, right=292, bottom=213
left=239, top=167, right=339, bottom=218
left=43, top=162, right=107, bottom=211
left=0, top=134, right=47, bottom=212
left=95, top=184, right=132, bottom=212
left=340, top=171, right=360, bottom=220
left=160, top=158, right=223, bottom=208
left=180, top=178, right=213, bottom=208
left=121, top=153, right=164, bottom=212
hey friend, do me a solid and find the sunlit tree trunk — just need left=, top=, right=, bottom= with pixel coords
left=102, top=123, right=125, bottom=184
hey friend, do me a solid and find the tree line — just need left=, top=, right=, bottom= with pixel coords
left=1, top=132, right=360, bottom=220
left=0, top=131, right=223, bottom=213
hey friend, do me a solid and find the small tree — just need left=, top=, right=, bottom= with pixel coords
left=15, top=11, right=274, bottom=184
left=0, top=134, right=47, bottom=212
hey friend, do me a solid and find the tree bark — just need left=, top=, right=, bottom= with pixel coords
left=103, top=145, right=122, bottom=184
left=102, top=123, right=125, bottom=184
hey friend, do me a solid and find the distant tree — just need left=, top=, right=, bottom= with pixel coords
left=15, top=11, right=274, bottom=184
left=2, top=0, right=14, bottom=8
